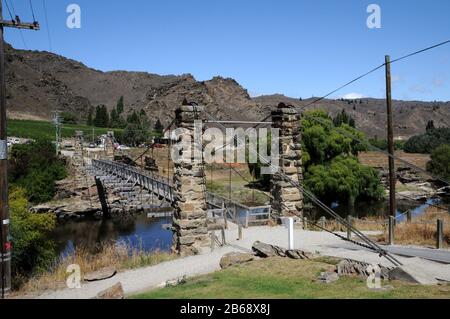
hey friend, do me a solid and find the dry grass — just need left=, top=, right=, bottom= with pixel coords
left=375, top=206, right=450, bottom=247
left=14, top=243, right=176, bottom=296
left=309, top=205, right=450, bottom=247
left=359, top=151, right=430, bottom=170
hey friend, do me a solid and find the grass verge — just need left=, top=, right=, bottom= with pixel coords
left=131, top=257, right=450, bottom=299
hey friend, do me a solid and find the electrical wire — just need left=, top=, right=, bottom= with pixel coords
left=42, top=0, right=53, bottom=51
left=5, top=0, right=28, bottom=49
left=29, top=0, right=36, bottom=22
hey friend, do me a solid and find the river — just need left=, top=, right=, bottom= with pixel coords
left=51, top=198, right=447, bottom=257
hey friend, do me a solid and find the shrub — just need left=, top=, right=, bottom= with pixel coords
left=426, top=144, right=450, bottom=181
left=404, top=128, right=450, bottom=154
left=8, top=139, right=67, bottom=203
left=9, top=187, right=56, bottom=284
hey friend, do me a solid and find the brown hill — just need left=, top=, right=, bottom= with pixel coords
left=5, top=44, right=450, bottom=138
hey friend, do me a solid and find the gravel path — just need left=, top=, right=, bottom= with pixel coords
left=32, top=223, right=450, bottom=299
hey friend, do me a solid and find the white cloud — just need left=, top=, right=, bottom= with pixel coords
left=392, top=75, right=401, bottom=83
left=409, top=84, right=431, bottom=94
left=432, top=76, right=446, bottom=88
left=341, top=93, right=366, bottom=100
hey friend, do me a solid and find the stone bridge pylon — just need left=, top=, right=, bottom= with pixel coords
left=270, top=103, right=304, bottom=221
left=171, top=105, right=210, bottom=256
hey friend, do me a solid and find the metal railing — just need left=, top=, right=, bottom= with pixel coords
left=92, top=160, right=271, bottom=227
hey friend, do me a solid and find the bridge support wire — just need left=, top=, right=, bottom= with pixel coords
left=197, top=104, right=403, bottom=267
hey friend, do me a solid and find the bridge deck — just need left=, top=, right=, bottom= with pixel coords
left=91, top=160, right=271, bottom=226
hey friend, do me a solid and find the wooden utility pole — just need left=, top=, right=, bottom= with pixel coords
left=0, top=3, right=39, bottom=298
left=385, top=55, right=396, bottom=218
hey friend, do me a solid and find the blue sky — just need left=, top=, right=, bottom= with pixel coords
left=3, top=0, right=450, bottom=101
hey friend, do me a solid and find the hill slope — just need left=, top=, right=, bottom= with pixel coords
left=5, top=44, right=450, bottom=138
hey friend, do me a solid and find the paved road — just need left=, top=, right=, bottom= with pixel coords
left=326, top=242, right=450, bottom=264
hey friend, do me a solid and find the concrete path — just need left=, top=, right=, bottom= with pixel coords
left=32, top=223, right=450, bottom=299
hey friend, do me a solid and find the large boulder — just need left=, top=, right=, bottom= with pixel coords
left=220, top=252, right=255, bottom=269
left=252, top=241, right=286, bottom=258
left=251, top=241, right=312, bottom=259
left=337, top=259, right=391, bottom=279
left=285, top=249, right=312, bottom=260
left=95, top=283, right=124, bottom=299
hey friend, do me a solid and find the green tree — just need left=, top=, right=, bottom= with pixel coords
left=9, top=140, right=67, bottom=203
left=87, top=107, right=94, bottom=126
left=426, top=120, right=435, bottom=132
left=122, top=110, right=151, bottom=146
left=94, top=105, right=110, bottom=128
left=305, top=155, right=384, bottom=206
left=116, top=96, right=124, bottom=115
left=154, top=118, right=164, bottom=135
left=426, top=144, right=450, bottom=181
left=404, top=128, right=450, bottom=154
left=60, top=112, right=78, bottom=124
left=10, top=187, right=56, bottom=280
left=333, top=109, right=355, bottom=128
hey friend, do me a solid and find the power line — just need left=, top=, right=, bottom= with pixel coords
left=42, top=0, right=52, bottom=51
left=5, top=0, right=28, bottom=49
left=299, top=39, right=450, bottom=111
left=29, top=0, right=37, bottom=22
left=299, top=63, right=385, bottom=111
left=390, top=39, right=450, bottom=64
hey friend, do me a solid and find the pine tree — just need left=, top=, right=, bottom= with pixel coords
left=154, top=118, right=164, bottom=134
left=87, top=107, right=94, bottom=126
left=116, top=96, right=124, bottom=115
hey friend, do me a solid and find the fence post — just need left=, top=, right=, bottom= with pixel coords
left=233, top=205, right=237, bottom=223
left=388, top=216, right=395, bottom=245
left=245, top=210, right=250, bottom=228
left=210, top=231, right=216, bottom=251
left=222, top=203, right=228, bottom=230
left=437, top=219, right=443, bottom=249
left=406, top=210, right=412, bottom=223
left=238, top=224, right=242, bottom=240
left=303, top=217, right=308, bottom=230
left=287, top=217, right=294, bottom=250
left=347, top=215, right=352, bottom=240
left=221, top=227, right=226, bottom=246
left=320, top=216, right=326, bottom=230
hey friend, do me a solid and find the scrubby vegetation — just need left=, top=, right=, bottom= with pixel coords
left=9, top=187, right=56, bottom=288
left=404, top=127, right=450, bottom=154
left=426, top=144, right=450, bottom=181
left=17, top=243, right=175, bottom=295
left=8, top=140, right=67, bottom=204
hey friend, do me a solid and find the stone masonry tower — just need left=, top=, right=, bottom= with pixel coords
left=172, top=104, right=210, bottom=256
left=270, top=103, right=303, bottom=220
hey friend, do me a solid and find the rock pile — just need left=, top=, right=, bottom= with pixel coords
left=251, top=241, right=313, bottom=260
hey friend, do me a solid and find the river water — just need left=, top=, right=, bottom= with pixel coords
left=51, top=198, right=447, bottom=257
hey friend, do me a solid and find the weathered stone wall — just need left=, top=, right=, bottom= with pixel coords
left=270, top=103, right=303, bottom=219
left=172, top=105, right=210, bottom=255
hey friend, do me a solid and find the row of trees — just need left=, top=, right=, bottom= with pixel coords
left=86, top=96, right=165, bottom=145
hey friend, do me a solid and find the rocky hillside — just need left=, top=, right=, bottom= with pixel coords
left=5, top=44, right=450, bottom=138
